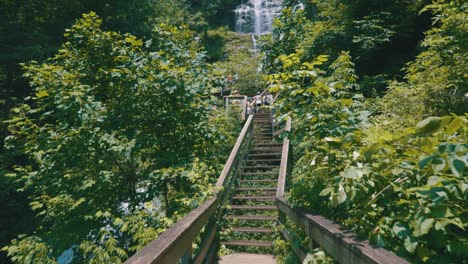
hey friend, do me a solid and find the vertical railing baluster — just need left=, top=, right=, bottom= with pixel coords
left=181, top=247, right=192, bottom=264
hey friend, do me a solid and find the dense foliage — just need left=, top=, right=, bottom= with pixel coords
left=263, top=0, right=467, bottom=263
left=0, top=1, right=247, bottom=262
left=2, top=12, right=240, bottom=263
left=1, top=0, right=466, bottom=263
left=207, top=28, right=263, bottom=95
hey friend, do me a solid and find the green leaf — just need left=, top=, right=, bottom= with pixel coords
left=73, top=198, right=86, bottom=208
left=35, top=91, right=49, bottom=98
left=416, top=245, right=431, bottom=262
left=404, top=236, right=418, bottom=253
left=448, top=157, right=465, bottom=176
left=416, top=117, right=442, bottom=134
left=435, top=218, right=464, bottom=230
left=427, top=176, right=444, bottom=186
left=338, top=184, right=347, bottom=204
left=431, top=156, right=446, bottom=172
left=319, top=187, right=333, bottom=196
left=419, top=155, right=434, bottom=169
left=269, top=85, right=280, bottom=93
left=324, top=137, right=341, bottom=143
left=446, top=117, right=464, bottom=134
left=414, top=218, right=435, bottom=237
left=392, top=222, right=410, bottom=240
left=340, top=167, right=365, bottom=180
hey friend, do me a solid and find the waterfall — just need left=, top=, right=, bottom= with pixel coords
left=251, top=35, right=258, bottom=51
left=234, top=0, right=283, bottom=35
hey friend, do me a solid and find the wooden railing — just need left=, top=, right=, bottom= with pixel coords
left=275, top=116, right=291, bottom=198
left=125, top=115, right=254, bottom=264
left=273, top=116, right=410, bottom=264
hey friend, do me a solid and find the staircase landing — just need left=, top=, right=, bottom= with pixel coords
left=220, top=253, right=276, bottom=264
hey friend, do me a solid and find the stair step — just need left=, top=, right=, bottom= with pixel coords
left=222, top=240, right=273, bottom=247
left=250, top=148, right=282, bottom=151
left=243, top=165, right=279, bottom=170
left=230, top=205, right=276, bottom=210
left=246, top=159, right=281, bottom=163
left=236, top=187, right=277, bottom=192
left=241, top=172, right=277, bottom=176
left=239, top=179, right=277, bottom=184
left=254, top=143, right=282, bottom=147
left=228, top=227, right=273, bottom=233
left=233, top=196, right=275, bottom=201
left=248, top=153, right=282, bottom=157
left=227, top=215, right=277, bottom=221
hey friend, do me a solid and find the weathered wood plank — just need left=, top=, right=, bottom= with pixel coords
left=276, top=197, right=410, bottom=264
left=285, top=116, right=291, bottom=132
left=279, top=224, right=307, bottom=262
left=276, top=139, right=289, bottom=198
left=124, top=198, right=219, bottom=264
left=273, top=116, right=291, bottom=136
left=273, top=127, right=286, bottom=137
left=273, top=120, right=283, bottom=128
left=194, top=223, right=218, bottom=264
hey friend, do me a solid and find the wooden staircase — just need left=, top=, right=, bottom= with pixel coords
left=222, top=112, right=280, bottom=252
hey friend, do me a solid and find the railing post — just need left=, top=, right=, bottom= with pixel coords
left=181, top=247, right=192, bottom=264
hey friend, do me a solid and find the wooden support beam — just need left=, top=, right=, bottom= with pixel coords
left=279, top=224, right=307, bottom=262
left=194, top=223, right=218, bottom=264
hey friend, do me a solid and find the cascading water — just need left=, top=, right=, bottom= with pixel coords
left=234, top=0, right=282, bottom=35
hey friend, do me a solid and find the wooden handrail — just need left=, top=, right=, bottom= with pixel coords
left=216, top=114, right=253, bottom=188
left=125, top=115, right=254, bottom=264
left=276, top=138, right=289, bottom=198
left=275, top=115, right=291, bottom=197
left=274, top=115, right=409, bottom=264
left=125, top=198, right=219, bottom=264
left=277, top=197, right=410, bottom=264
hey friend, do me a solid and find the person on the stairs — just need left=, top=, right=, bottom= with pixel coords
left=263, top=92, right=273, bottom=105
left=253, top=92, right=262, bottom=113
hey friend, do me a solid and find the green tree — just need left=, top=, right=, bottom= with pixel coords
left=382, top=0, right=467, bottom=121
left=2, top=12, right=238, bottom=263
